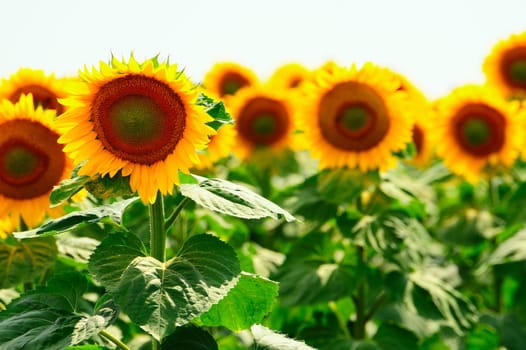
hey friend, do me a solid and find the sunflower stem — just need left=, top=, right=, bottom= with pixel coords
left=99, top=329, right=130, bottom=350
left=352, top=245, right=367, bottom=340
left=165, top=196, right=191, bottom=231
left=149, top=191, right=166, bottom=262
left=149, top=191, right=166, bottom=350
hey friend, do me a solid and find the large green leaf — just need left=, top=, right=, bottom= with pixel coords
left=249, top=324, right=316, bottom=350
left=14, top=197, right=138, bottom=239
left=56, top=233, right=100, bottom=264
left=199, top=272, right=278, bottom=331
left=179, top=174, right=294, bottom=222
left=0, top=272, right=118, bottom=350
left=479, top=227, right=526, bottom=271
left=0, top=237, right=57, bottom=288
left=112, top=234, right=241, bottom=341
left=88, top=232, right=147, bottom=293
left=161, top=325, right=218, bottom=350
left=372, top=323, right=419, bottom=350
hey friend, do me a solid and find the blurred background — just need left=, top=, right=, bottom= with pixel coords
left=1, top=0, right=525, bottom=99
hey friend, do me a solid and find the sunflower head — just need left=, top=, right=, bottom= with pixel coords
left=228, top=85, right=297, bottom=160
left=0, top=94, right=74, bottom=227
left=195, top=123, right=237, bottom=170
left=296, top=62, right=414, bottom=172
left=431, top=84, right=524, bottom=182
left=0, top=68, right=71, bottom=115
left=56, top=55, right=215, bottom=203
left=202, top=62, right=259, bottom=100
left=267, top=63, right=310, bottom=90
left=484, top=31, right=526, bottom=99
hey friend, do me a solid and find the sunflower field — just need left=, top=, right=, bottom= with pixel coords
left=1, top=30, right=526, bottom=350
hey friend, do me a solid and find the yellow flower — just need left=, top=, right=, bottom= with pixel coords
left=202, top=62, right=258, bottom=100
left=296, top=63, right=414, bottom=172
left=483, top=31, right=526, bottom=99
left=267, top=63, right=310, bottom=90
left=0, top=94, right=74, bottom=227
left=431, top=85, right=524, bottom=182
left=0, top=68, right=70, bottom=115
left=228, top=85, right=297, bottom=159
left=56, top=55, right=215, bottom=204
left=195, top=123, right=236, bottom=169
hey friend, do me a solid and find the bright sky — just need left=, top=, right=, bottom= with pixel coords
left=1, top=0, right=525, bottom=99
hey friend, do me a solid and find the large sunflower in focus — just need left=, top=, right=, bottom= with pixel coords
left=483, top=31, right=526, bottom=99
left=56, top=55, right=215, bottom=204
left=296, top=63, right=414, bottom=172
left=228, top=85, right=296, bottom=159
left=0, top=94, right=74, bottom=227
left=0, top=68, right=70, bottom=114
left=431, top=85, right=524, bottom=182
left=202, top=62, right=258, bottom=100
left=268, top=63, right=310, bottom=90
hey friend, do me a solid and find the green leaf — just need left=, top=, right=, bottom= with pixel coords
left=112, top=234, right=240, bottom=341
left=479, top=227, right=526, bottom=271
left=372, top=323, right=419, bottom=350
left=465, top=323, right=500, bottom=350
left=50, top=174, right=90, bottom=207
left=179, top=174, right=294, bottom=222
left=250, top=324, right=316, bottom=350
left=14, top=197, right=138, bottom=239
left=196, top=92, right=233, bottom=131
left=317, top=168, right=367, bottom=205
left=0, top=237, right=57, bottom=288
left=0, top=272, right=116, bottom=350
left=88, top=232, right=147, bottom=293
left=499, top=313, right=526, bottom=350
left=199, top=272, right=278, bottom=331
left=161, top=325, right=218, bottom=350
left=57, top=233, right=100, bottom=264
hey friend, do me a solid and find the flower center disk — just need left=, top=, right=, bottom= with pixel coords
left=10, top=85, right=64, bottom=114
left=237, top=97, right=289, bottom=146
left=318, top=82, right=389, bottom=151
left=91, top=75, right=186, bottom=165
left=500, top=46, right=526, bottom=89
left=0, top=119, right=65, bottom=199
left=219, top=72, right=250, bottom=96
left=453, top=103, right=505, bottom=157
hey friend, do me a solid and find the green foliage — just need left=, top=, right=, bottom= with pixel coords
left=50, top=174, right=90, bottom=207
left=161, top=325, right=218, bottom=350
left=196, top=92, right=234, bottom=131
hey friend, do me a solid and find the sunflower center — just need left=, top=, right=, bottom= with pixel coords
left=0, top=119, right=65, bottom=199
left=412, top=125, right=424, bottom=154
left=108, top=95, right=164, bottom=147
left=237, top=97, right=290, bottom=146
left=454, top=103, right=505, bottom=157
left=252, top=114, right=277, bottom=135
left=462, top=118, right=491, bottom=146
left=10, top=85, right=64, bottom=114
left=91, top=75, right=186, bottom=165
left=319, top=82, right=389, bottom=151
left=219, top=73, right=250, bottom=96
left=501, top=46, right=526, bottom=88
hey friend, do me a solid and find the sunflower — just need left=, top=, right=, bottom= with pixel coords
left=0, top=68, right=70, bottom=115
left=296, top=63, right=414, bottom=172
left=483, top=31, right=526, bottom=99
left=0, top=94, right=74, bottom=227
left=0, top=218, right=15, bottom=239
left=56, top=55, right=215, bottom=204
left=195, top=123, right=236, bottom=169
left=228, top=85, right=297, bottom=159
left=202, top=62, right=258, bottom=100
left=431, top=85, right=524, bottom=182
left=267, top=63, right=310, bottom=90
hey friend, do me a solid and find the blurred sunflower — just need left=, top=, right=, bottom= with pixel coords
left=431, top=85, right=524, bottom=182
left=0, top=218, right=15, bottom=239
left=228, top=85, right=296, bottom=159
left=202, top=62, right=258, bottom=100
left=195, top=123, right=236, bottom=169
left=268, top=63, right=310, bottom=90
left=0, top=94, right=74, bottom=227
left=56, top=55, right=215, bottom=204
left=483, top=31, right=526, bottom=99
left=296, top=63, right=414, bottom=172
left=0, top=68, right=70, bottom=115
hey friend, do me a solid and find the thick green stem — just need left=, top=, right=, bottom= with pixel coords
left=149, top=191, right=166, bottom=262
left=149, top=191, right=166, bottom=350
left=99, top=329, right=130, bottom=350
left=352, top=246, right=367, bottom=340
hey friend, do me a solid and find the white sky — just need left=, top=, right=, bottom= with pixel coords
left=1, top=0, right=525, bottom=99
